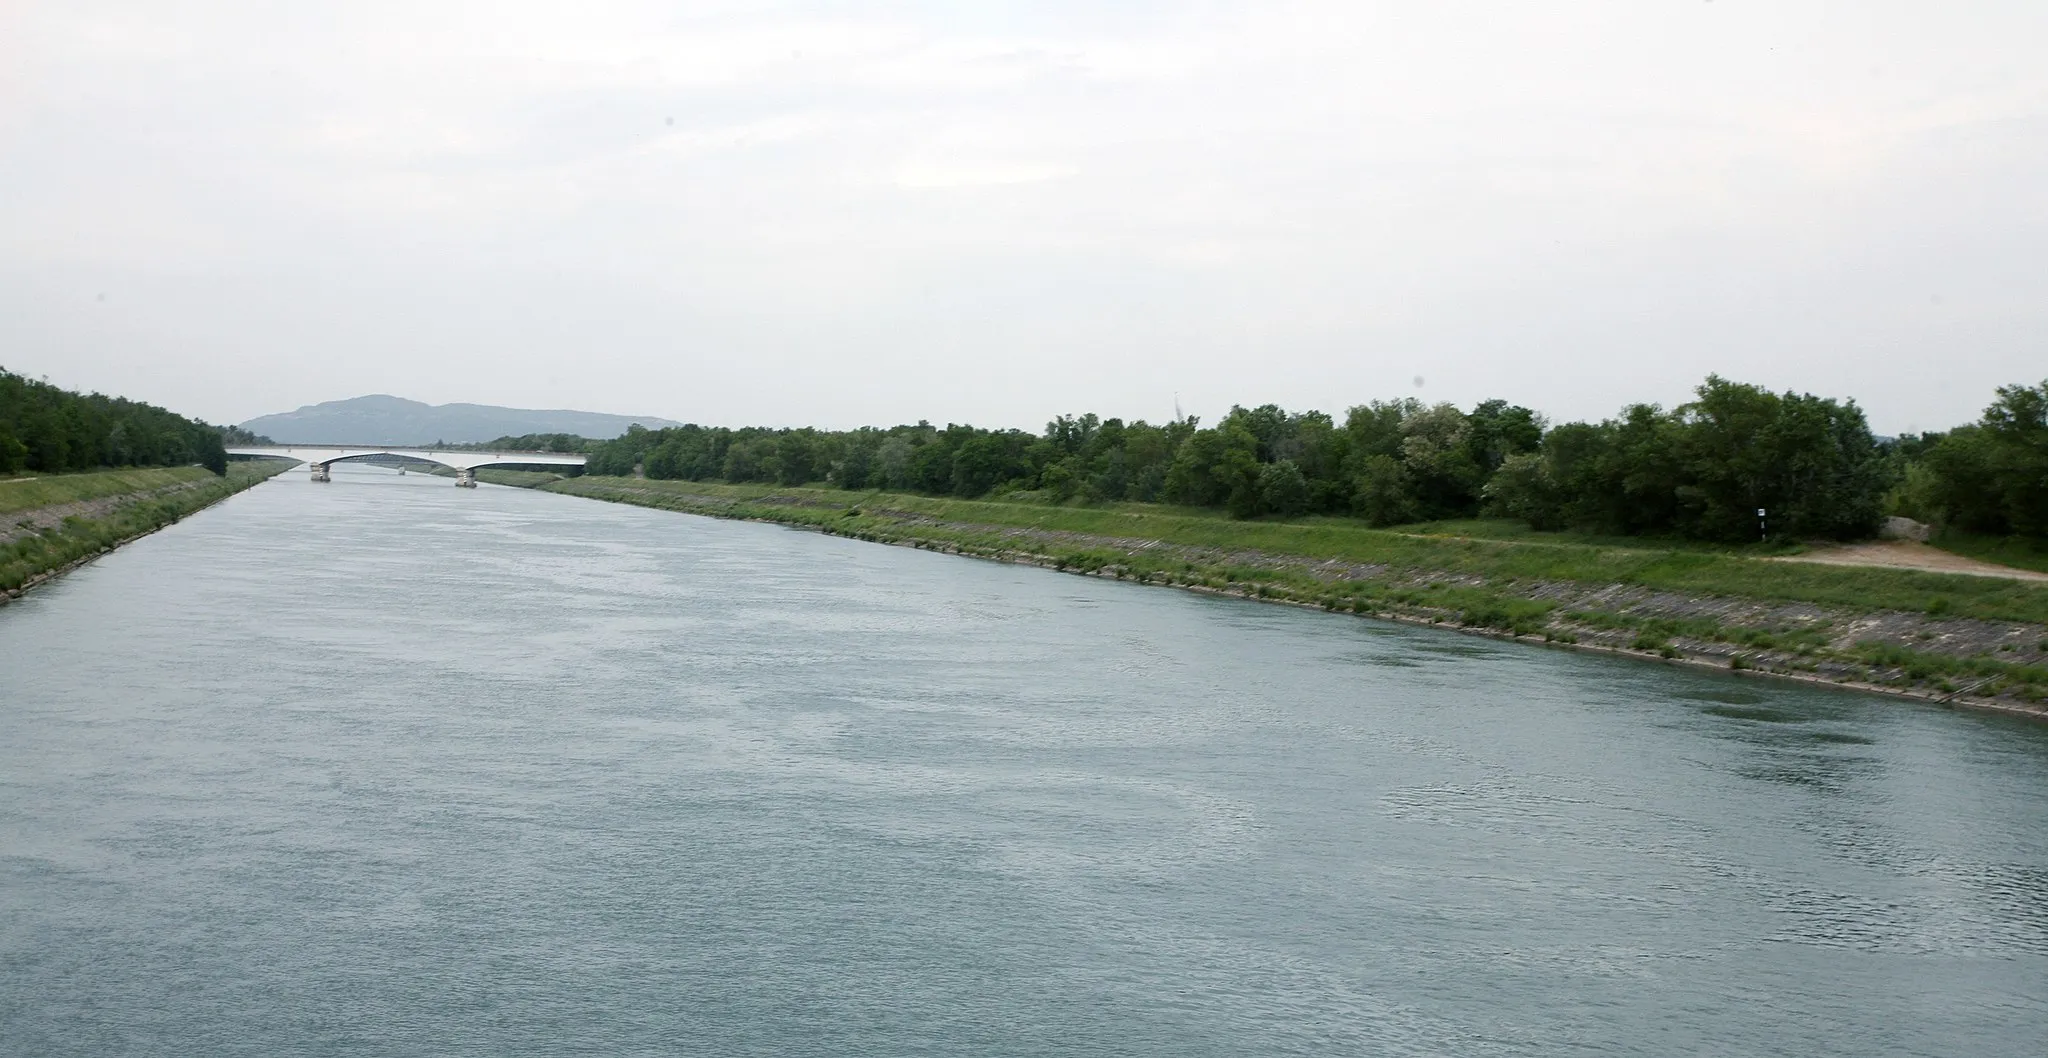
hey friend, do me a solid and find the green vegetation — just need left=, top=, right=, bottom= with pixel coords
left=439, top=433, right=596, bottom=455
left=0, top=466, right=218, bottom=517
left=547, top=478, right=2048, bottom=627
left=1391, top=517, right=1809, bottom=556
left=1480, top=377, right=1883, bottom=541
left=1923, top=530, right=2048, bottom=576
left=539, top=476, right=2048, bottom=708
left=1890, top=381, right=2048, bottom=539
left=2, top=461, right=291, bottom=594
left=476, top=468, right=568, bottom=487
left=580, top=375, right=2048, bottom=558
left=1, top=367, right=230, bottom=475
left=1849, top=641, right=2048, bottom=696
left=0, top=371, right=287, bottom=595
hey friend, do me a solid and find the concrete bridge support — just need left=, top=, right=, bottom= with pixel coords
left=309, top=463, right=331, bottom=482
left=455, top=468, right=477, bottom=488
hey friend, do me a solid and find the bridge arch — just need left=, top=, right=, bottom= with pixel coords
left=225, top=445, right=586, bottom=486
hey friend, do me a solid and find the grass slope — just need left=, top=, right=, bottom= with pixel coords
left=477, top=469, right=567, bottom=487
left=535, top=477, right=2048, bottom=709
left=540, top=477, right=2048, bottom=709
left=2, top=461, right=292, bottom=594
left=0, top=466, right=217, bottom=516
left=550, top=478, right=2048, bottom=627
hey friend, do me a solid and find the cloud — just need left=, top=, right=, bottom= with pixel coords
left=2, top=1, right=2045, bottom=432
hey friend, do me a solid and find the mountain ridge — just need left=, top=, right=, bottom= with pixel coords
left=239, top=395, right=681, bottom=445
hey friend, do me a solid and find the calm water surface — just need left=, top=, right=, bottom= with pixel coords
left=4, top=467, right=2047, bottom=1056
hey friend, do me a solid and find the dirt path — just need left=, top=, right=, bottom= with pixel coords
left=1774, top=540, right=2048, bottom=582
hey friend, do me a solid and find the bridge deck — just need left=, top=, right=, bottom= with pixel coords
left=227, top=446, right=587, bottom=471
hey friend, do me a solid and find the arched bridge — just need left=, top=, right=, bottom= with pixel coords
left=227, top=445, right=586, bottom=487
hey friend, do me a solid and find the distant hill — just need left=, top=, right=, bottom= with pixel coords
left=239, top=395, right=681, bottom=445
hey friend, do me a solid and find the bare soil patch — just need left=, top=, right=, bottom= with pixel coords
left=1776, top=540, right=2048, bottom=583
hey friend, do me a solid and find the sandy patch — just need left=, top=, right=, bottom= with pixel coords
left=1775, top=540, right=2048, bottom=582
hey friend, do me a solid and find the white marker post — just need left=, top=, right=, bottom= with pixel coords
left=1758, top=508, right=1767, bottom=542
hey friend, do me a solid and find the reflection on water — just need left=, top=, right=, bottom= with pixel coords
left=1675, top=687, right=1769, bottom=706
left=1806, top=730, right=1879, bottom=746
left=3, top=464, right=2047, bottom=1057
left=1701, top=704, right=1808, bottom=723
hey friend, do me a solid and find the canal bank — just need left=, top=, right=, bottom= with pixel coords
left=539, top=477, right=2048, bottom=720
left=1, top=461, right=293, bottom=603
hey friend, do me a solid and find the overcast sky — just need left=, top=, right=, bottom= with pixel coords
left=2, top=2, right=2042, bottom=434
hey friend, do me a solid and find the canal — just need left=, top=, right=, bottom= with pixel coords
left=4, top=466, right=2045, bottom=1055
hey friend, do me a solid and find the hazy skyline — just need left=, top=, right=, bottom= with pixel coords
left=3, top=1, right=2043, bottom=435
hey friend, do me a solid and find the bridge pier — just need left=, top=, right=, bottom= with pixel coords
left=309, top=463, right=331, bottom=483
left=455, top=468, right=477, bottom=488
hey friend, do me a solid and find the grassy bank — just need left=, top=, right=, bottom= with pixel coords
left=1930, top=531, right=2048, bottom=576
left=477, top=468, right=568, bottom=487
left=2, top=461, right=292, bottom=595
left=0, top=466, right=218, bottom=516
left=539, top=476, right=2048, bottom=713
left=549, top=478, right=2048, bottom=626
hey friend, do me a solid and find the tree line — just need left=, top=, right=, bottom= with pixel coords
left=0, top=368, right=229, bottom=476
left=1886, top=381, right=2048, bottom=539
left=585, top=375, right=2048, bottom=544
left=439, top=433, right=597, bottom=454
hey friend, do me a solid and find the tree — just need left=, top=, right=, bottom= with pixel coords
left=1464, top=399, right=1543, bottom=474
left=642, top=439, right=680, bottom=479
left=1342, top=400, right=1413, bottom=463
left=1351, top=454, right=1416, bottom=526
left=1120, top=420, right=1182, bottom=503
left=722, top=438, right=768, bottom=481
left=1398, top=403, right=1481, bottom=519
left=1673, top=377, right=1884, bottom=542
left=770, top=430, right=821, bottom=485
left=873, top=435, right=914, bottom=490
left=1481, top=451, right=1562, bottom=529
left=1673, top=376, right=1784, bottom=540
left=1981, top=380, right=2048, bottom=536
left=910, top=432, right=958, bottom=493
left=951, top=432, right=1020, bottom=497
left=1217, top=441, right=1262, bottom=518
left=0, top=367, right=229, bottom=476
left=568, top=372, right=1926, bottom=544
left=1164, top=424, right=1258, bottom=510
left=833, top=432, right=877, bottom=490
left=1585, top=404, right=1686, bottom=535
left=0, top=421, right=26, bottom=473
left=1223, top=404, right=1290, bottom=462
left=1924, top=380, right=2048, bottom=535
left=1257, top=460, right=1310, bottom=517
